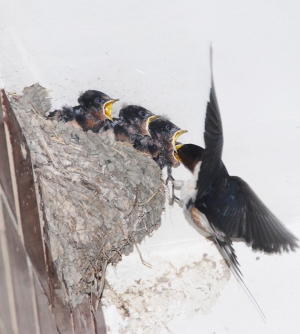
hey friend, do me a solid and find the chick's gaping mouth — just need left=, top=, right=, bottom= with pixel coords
left=103, top=99, right=119, bottom=121
left=144, top=115, right=159, bottom=136
left=172, top=130, right=187, bottom=162
left=174, top=143, right=184, bottom=162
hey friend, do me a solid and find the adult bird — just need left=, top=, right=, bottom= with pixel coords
left=175, top=67, right=298, bottom=278
left=47, top=90, right=118, bottom=133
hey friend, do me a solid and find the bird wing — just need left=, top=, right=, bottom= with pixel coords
left=206, top=176, right=299, bottom=253
left=196, top=75, right=224, bottom=197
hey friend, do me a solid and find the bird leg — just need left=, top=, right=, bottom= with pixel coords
left=165, top=165, right=182, bottom=206
left=165, top=165, right=174, bottom=184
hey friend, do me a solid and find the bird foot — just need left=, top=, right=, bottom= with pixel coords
left=169, top=192, right=183, bottom=206
left=165, top=166, right=183, bottom=206
left=167, top=179, right=183, bottom=206
left=165, top=170, right=174, bottom=185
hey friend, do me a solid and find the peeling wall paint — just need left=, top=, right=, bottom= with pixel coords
left=102, top=247, right=230, bottom=334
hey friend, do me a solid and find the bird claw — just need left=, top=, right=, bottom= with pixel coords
left=165, top=166, right=183, bottom=206
left=168, top=191, right=182, bottom=206
left=165, top=165, right=175, bottom=185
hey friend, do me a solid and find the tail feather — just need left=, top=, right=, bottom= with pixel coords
left=46, top=106, right=75, bottom=123
left=213, top=234, right=266, bottom=320
left=214, top=235, right=243, bottom=279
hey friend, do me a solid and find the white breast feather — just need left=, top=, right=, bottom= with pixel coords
left=181, top=161, right=213, bottom=235
left=181, top=161, right=202, bottom=207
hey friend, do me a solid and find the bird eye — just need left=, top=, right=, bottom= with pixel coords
left=139, top=110, right=146, bottom=117
left=166, top=124, right=172, bottom=131
left=95, top=97, right=102, bottom=104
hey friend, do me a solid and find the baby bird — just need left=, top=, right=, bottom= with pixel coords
left=135, top=118, right=187, bottom=204
left=113, top=105, right=158, bottom=144
left=134, top=117, right=187, bottom=170
left=47, top=90, right=118, bottom=133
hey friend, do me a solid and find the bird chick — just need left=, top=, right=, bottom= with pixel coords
left=134, top=118, right=187, bottom=205
left=113, top=105, right=158, bottom=144
left=134, top=117, right=187, bottom=170
left=47, top=90, right=118, bottom=133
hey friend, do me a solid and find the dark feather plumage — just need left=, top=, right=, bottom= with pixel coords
left=47, top=106, right=75, bottom=123
left=47, top=90, right=118, bottom=133
left=113, top=105, right=156, bottom=144
left=134, top=118, right=185, bottom=169
left=177, top=61, right=298, bottom=277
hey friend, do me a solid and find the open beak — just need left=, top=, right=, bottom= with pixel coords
left=103, top=99, right=119, bottom=121
left=172, top=130, right=187, bottom=151
left=174, top=143, right=184, bottom=162
left=145, top=115, right=159, bottom=137
left=172, top=131, right=187, bottom=164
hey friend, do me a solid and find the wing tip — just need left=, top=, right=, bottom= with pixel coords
left=250, top=234, right=299, bottom=254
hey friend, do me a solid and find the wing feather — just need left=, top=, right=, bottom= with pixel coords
left=208, top=176, right=298, bottom=253
left=196, top=77, right=224, bottom=197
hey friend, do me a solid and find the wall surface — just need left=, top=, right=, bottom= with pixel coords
left=1, top=1, right=300, bottom=333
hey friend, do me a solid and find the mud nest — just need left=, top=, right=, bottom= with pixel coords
left=9, top=84, right=165, bottom=306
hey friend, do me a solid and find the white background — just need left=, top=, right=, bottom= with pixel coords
left=1, top=1, right=300, bottom=333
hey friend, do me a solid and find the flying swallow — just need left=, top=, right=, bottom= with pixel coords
left=113, top=105, right=158, bottom=143
left=175, top=66, right=298, bottom=279
left=47, top=90, right=118, bottom=133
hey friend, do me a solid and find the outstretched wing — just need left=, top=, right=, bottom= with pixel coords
left=196, top=70, right=224, bottom=198
left=207, top=176, right=299, bottom=253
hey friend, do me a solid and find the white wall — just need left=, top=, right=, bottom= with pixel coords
left=1, top=1, right=299, bottom=333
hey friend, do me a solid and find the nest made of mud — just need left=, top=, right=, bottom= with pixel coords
left=9, top=84, right=165, bottom=306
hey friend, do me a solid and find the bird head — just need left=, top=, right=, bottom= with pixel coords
left=78, top=90, right=118, bottom=121
left=119, top=105, right=159, bottom=136
left=174, top=143, right=205, bottom=172
left=149, top=118, right=187, bottom=149
left=149, top=118, right=187, bottom=168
